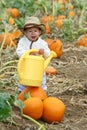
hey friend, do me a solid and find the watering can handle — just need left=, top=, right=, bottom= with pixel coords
left=28, top=49, right=39, bottom=55
left=44, top=51, right=57, bottom=70
left=17, top=49, right=39, bottom=79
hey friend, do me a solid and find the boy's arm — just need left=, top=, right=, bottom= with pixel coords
left=43, top=42, right=50, bottom=58
left=16, top=39, right=27, bottom=58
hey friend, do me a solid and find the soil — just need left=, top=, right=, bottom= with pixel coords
left=0, top=43, right=87, bottom=130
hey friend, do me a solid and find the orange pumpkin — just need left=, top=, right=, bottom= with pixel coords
left=6, top=33, right=16, bottom=46
left=46, top=66, right=58, bottom=75
left=76, top=35, right=87, bottom=47
left=57, top=0, right=68, bottom=4
left=45, top=23, right=51, bottom=34
left=23, top=97, right=43, bottom=120
left=41, top=16, right=54, bottom=34
left=55, top=15, right=66, bottom=28
left=42, top=97, right=66, bottom=123
left=61, top=4, right=65, bottom=11
left=57, top=15, right=66, bottom=20
left=6, top=8, right=20, bottom=18
left=0, top=33, right=6, bottom=49
left=68, top=11, right=75, bottom=18
left=69, top=4, right=74, bottom=10
left=18, top=86, right=47, bottom=101
left=41, top=15, right=54, bottom=24
left=0, top=33, right=4, bottom=42
left=55, top=19, right=63, bottom=28
left=46, top=38, right=63, bottom=58
left=0, top=30, right=22, bottom=48
left=0, top=18, right=3, bottom=21
left=12, top=30, right=22, bottom=39
left=8, top=17, right=15, bottom=25
left=0, top=33, right=16, bottom=47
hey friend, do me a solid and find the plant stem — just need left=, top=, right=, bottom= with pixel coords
left=1, top=60, right=18, bottom=67
left=78, top=4, right=86, bottom=28
left=22, top=113, right=46, bottom=130
left=0, top=66, right=17, bottom=74
left=53, top=1, right=57, bottom=17
left=0, top=74, right=5, bottom=78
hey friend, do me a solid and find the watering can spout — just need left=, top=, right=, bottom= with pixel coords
left=44, top=51, right=57, bottom=70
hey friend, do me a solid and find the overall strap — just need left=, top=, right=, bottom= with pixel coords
left=30, top=41, right=33, bottom=49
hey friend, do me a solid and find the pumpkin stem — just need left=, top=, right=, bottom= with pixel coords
left=22, top=113, right=46, bottom=130
left=24, top=92, right=31, bottom=100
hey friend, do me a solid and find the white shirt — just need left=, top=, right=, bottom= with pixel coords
left=16, top=36, right=50, bottom=58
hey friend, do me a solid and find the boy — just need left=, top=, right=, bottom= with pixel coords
left=16, top=16, right=50, bottom=92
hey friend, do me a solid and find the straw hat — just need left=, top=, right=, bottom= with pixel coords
left=23, top=17, right=46, bottom=34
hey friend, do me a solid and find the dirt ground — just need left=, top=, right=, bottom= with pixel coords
left=0, top=43, right=87, bottom=130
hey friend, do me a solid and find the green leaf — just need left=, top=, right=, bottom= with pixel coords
left=0, top=100, right=11, bottom=121
left=24, top=92, right=31, bottom=100
left=14, top=99, right=25, bottom=110
left=0, top=92, right=15, bottom=121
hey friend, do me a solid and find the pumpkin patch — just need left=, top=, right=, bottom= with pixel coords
left=0, top=0, right=87, bottom=129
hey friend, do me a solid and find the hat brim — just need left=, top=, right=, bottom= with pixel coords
left=23, top=23, right=46, bottom=34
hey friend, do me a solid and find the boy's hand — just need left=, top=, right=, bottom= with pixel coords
left=39, top=49, right=44, bottom=55
left=29, top=49, right=44, bottom=56
left=29, top=52, right=39, bottom=55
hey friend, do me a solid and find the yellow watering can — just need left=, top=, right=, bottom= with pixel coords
left=17, top=49, right=57, bottom=86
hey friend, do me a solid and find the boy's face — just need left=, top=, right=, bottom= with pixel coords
left=24, top=27, right=41, bottom=41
